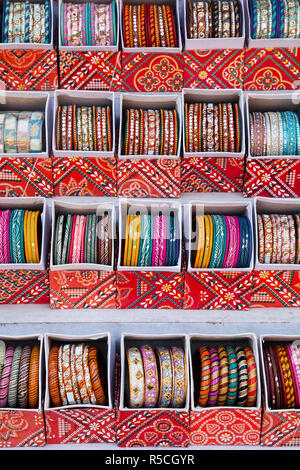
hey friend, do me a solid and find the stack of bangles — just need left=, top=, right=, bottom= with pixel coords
left=61, top=0, right=117, bottom=46
left=126, top=345, right=187, bottom=408
left=263, top=342, right=300, bottom=409
left=185, top=102, right=241, bottom=152
left=187, top=0, right=241, bottom=38
left=0, top=111, right=44, bottom=154
left=2, top=0, right=51, bottom=43
left=193, top=343, right=257, bottom=407
left=123, top=212, right=180, bottom=267
left=250, top=111, right=300, bottom=156
left=56, top=105, right=112, bottom=152
left=193, top=215, right=252, bottom=269
left=48, top=343, right=107, bottom=407
left=249, top=0, right=300, bottom=38
left=0, top=209, right=41, bottom=264
left=53, top=212, right=112, bottom=265
left=0, top=340, right=40, bottom=408
left=124, top=108, right=178, bottom=156
left=122, top=3, right=178, bottom=48
left=257, top=213, right=300, bottom=264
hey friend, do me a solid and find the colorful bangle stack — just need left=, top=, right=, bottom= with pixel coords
left=249, top=0, right=300, bottom=38
left=2, top=0, right=51, bottom=43
left=250, top=111, right=300, bottom=156
left=122, top=3, right=178, bottom=47
left=56, top=105, right=112, bottom=152
left=123, top=108, right=178, bottom=156
left=187, top=0, right=241, bottom=38
left=53, top=212, right=112, bottom=266
left=193, top=343, right=257, bottom=408
left=48, top=342, right=107, bottom=407
left=0, top=111, right=44, bottom=154
left=126, top=344, right=187, bottom=408
left=185, top=102, right=241, bottom=153
left=263, top=342, right=300, bottom=409
left=0, top=340, right=40, bottom=408
left=192, top=214, right=252, bottom=268
left=257, top=213, right=300, bottom=264
left=123, top=211, right=180, bottom=267
left=61, top=0, right=117, bottom=46
left=0, top=209, right=41, bottom=264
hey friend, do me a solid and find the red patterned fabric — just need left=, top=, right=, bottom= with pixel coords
left=45, top=408, right=116, bottom=444
left=261, top=409, right=300, bottom=447
left=244, top=48, right=300, bottom=90
left=184, top=272, right=254, bottom=310
left=190, top=409, right=261, bottom=446
left=243, top=158, right=300, bottom=198
left=0, top=410, right=45, bottom=447
left=0, top=157, right=53, bottom=197
left=117, top=409, right=189, bottom=447
left=0, top=269, right=49, bottom=304
left=0, top=49, right=58, bottom=91
left=52, top=157, right=117, bottom=197
left=251, top=270, right=300, bottom=308
left=117, top=272, right=185, bottom=309
left=181, top=157, right=244, bottom=193
left=117, top=158, right=181, bottom=198
left=50, top=270, right=117, bottom=309
left=59, top=51, right=122, bottom=91
left=183, top=50, right=244, bottom=89
left=122, top=53, right=184, bottom=92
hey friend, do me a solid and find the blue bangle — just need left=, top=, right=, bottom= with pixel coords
left=285, top=111, right=297, bottom=155
left=2, top=0, right=9, bottom=43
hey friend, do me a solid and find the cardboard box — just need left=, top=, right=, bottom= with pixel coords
left=52, top=90, right=116, bottom=159
left=244, top=92, right=300, bottom=198
left=183, top=0, right=246, bottom=50
left=189, top=333, right=262, bottom=446
left=0, top=197, right=49, bottom=271
left=49, top=200, right=117, bottom=309
left=44, top=333, right=116, bottom=444
left=0, top=91, right=50, bottom=159
left=120, top=0, right=182, bottom=53
left=260, top=335, right=300, bottom=447
left=183, top=199, right=254, bottom=310
left=0, top=334, right=46, bottom=448
left=116, top=333, right=190, bottom=447
left=58, top=0, right=119, bottom=52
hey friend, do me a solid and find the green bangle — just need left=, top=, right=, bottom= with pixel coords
left=19, top=209, right=26, bottom=263
left=61, top=214, right=71, bottom=265
left=112, top=0, right=117, bottom=45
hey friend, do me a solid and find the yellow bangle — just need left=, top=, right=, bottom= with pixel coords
left=127, top=215, right=135, bottom=266
left=194, top=215, right=205, bottom=268
left=131, top=215, right=141, bottom=267
left=29, top=211, right=36, bottom=263
left=123, top=215, right=130, bottom=266
left=202, top=215, right=213, bottom=268
left=32, top=211, right=40, bottom=263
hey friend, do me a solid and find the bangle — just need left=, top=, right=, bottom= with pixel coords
left=18, top=345, right=32, bottom=408
left=127, top=347, right=145, bottom=408
left=156, top=346, right=173, bottom=408
left=28, top=344, right=40, bottom=409
left=7, top=346, right=22, bottom=408
left=0, top=346, right=14, bottom=407
left=140, top=345, right=159, bottom=408
left=197, top=346, right=211, bottom=407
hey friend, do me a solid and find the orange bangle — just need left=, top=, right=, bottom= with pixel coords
left=28, top=344, right=40, bottom=409
left=88, top=346, right=107, bottom=406
left=48, top=345, right=62, bottom=407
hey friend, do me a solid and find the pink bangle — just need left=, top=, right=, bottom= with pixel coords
left=68, top=215, right=77, bottom=264
left=159, top=215, right=167, bottom=267
left=152, top=215, right=160, bottom=267
left=80, top=215, right=86, bottom=263
left=287, top=345, right=300, bottom=408
left=222, top=215, right=230, bottom=268
left=0, top=211, right=4, bottom=264
left=3, top=210, right=11, bottom=263
left=140, top=345, right=159, bottom=408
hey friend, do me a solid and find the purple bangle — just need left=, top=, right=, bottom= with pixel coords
left=207, top=347, right=220, bottom=406
left=159, top=215, right=167, bottom=267
left=140, top=345, right=159, bottom=408
left=0, top=346, right=14, bottom=407
left=152, top=215, right=160, bottom=267
left=222, top=215, right=230, bottom=268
